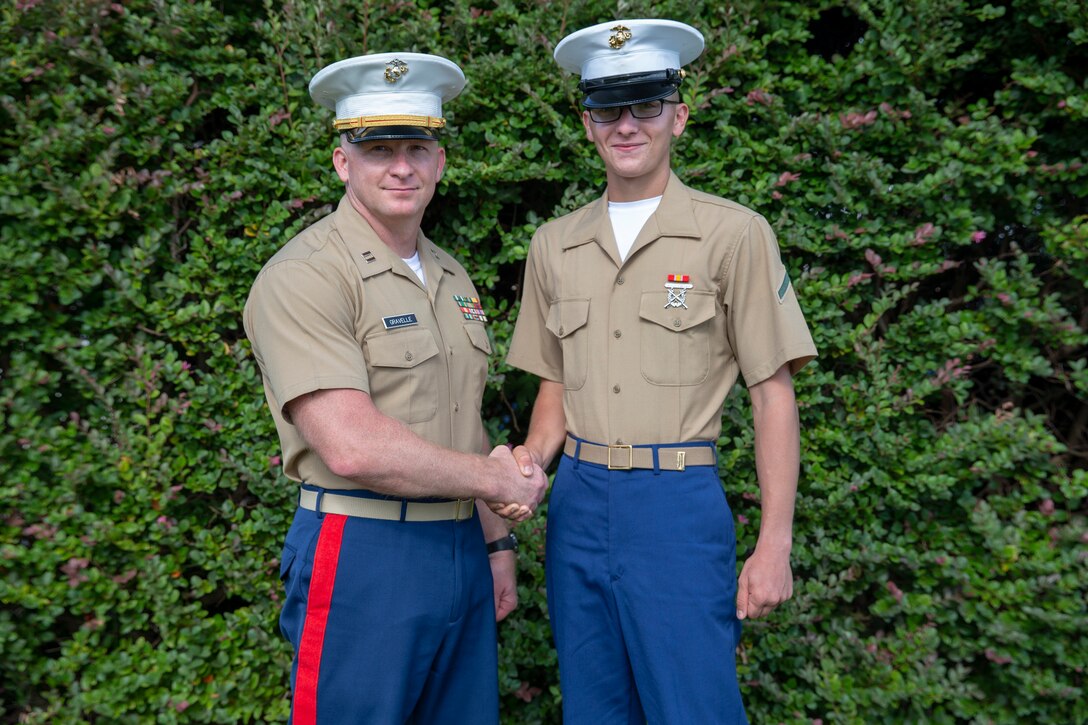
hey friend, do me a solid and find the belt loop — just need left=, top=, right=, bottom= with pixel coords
left=314, top=488, right=325, bottom=520
left=399, top=499, right=408, bottom=522
left=652, top=444, right=661, bottom=476
left=573, top=437, right=582, bottom=471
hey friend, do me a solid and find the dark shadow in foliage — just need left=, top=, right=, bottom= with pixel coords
left=805, top=6, right=869, bottom=61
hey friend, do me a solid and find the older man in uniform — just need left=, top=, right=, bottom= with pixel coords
left=244, top=53, right=547, bottom=724
left=508, top=20, right=818, bottom=723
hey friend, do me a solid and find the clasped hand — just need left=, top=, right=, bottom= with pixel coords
left=484, top=445, right=546, bottom=522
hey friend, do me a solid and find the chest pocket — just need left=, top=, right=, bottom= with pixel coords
left=545, top=298, right=590, bottom=391
left=365, top=328, right=440, bottom=423
left=638, top=290, right=717, bottom=386
left=458, top=321, right=492, bottom=411
left=463, top=322, right=492, bottom=356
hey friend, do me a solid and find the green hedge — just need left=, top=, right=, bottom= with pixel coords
left=2, top=1, right=1085, bottom=722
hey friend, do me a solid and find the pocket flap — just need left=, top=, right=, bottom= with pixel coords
left=366, top=328, right=440, bottom=368
left=279, top=543, right=297, bottom=582
left=463, top=322, right=493, bottom=355
left=639, top=290, right=717, bottom=332
left=545, top=298, right=591, bottom=339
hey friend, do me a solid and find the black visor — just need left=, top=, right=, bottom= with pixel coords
left=343, top=125, right=439, bottom=143
left=579, top=69, right=683, bottom=108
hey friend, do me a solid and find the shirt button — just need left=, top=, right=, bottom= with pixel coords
left=616, top=276, right=625, bottom=285
left=448, top=347, right=454, bottom=356
left=405, top=351, right=414, bottom=361
left=613, top=329, right=622, bottom=338
left=673, top=319, right=681, bottom=327
left=612, top=384, right=620, bottom=394
left=558, top=326, right=565, bottom=336
left=615, top=438, right=625, bottom=445
left=454, top=403, right=460, bottom=412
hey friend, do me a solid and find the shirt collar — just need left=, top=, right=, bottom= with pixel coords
left=334, top=195, right=453, bottom=287
left=560, top=171, right=702, bottom=253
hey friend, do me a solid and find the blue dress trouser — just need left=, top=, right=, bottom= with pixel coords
left=546, top=454, right=748, bottom=724
left=278, top=484, right=499, bottom=724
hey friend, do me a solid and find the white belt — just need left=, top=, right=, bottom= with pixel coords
left=564, top=436, right=716, bottom=471
left=298, top=488, right=475, bottom=522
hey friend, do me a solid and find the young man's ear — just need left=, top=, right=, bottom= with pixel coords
left=672, top=102, right=690, bottom=138
left=582, top=110, right=594, bottom=141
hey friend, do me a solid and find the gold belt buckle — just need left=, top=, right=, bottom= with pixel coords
left=607, top=444, right=633, bottom=470
left=453, top=499, right=473, bottom=521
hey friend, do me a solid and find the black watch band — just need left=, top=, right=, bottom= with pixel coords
left=486, top=532, right=518, bottom=555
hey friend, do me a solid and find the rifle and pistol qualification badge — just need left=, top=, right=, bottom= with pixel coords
left=664, top=274, right=693, bottom=309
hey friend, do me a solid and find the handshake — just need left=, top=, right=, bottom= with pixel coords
left=483, top=444, right=547, bottom=522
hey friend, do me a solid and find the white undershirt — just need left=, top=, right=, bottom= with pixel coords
left=404, top=251, right=426, bottom=286
left=608, top=196, right=662, bottom=262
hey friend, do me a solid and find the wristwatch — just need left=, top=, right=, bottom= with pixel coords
left=486, top=532, right=518, bottom=555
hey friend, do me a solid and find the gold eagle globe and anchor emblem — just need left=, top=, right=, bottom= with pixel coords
left=384, top=58, right=409, bottom=84
left=608, top=25, right=632, bottom=49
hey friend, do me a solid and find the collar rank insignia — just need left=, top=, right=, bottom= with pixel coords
left=664, top=274, right=693, bottom=309
left=454, top=295, right=487, bottom=323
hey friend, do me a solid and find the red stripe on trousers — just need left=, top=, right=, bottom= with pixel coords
left=291, top=513, right=347, bottom=725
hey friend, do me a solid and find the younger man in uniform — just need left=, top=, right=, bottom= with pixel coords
left=508, top=20, right=818, bottom=723
left=245, top=53, right=547, bottom=723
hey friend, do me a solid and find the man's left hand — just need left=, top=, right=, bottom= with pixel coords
left=489, top=550, right=518, bottom=621
left=736, top=548, right=793, bottom=620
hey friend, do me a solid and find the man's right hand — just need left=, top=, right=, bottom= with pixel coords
left=510, top=444, right=538, bottom=476
left=485, top=445, right=547, bottom=521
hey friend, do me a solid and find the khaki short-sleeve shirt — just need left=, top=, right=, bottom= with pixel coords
left=507, top=173, right=817, bottom=446
left=244, top=196, right=492, bottom=489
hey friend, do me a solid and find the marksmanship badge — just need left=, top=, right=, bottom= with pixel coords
left=664, top=274, right=693, bottom=309
left=454, top=295, right=487, bottom=322
left=384, top=59, right=409, bottom=84
left=608, top=25, right=632, bottom=49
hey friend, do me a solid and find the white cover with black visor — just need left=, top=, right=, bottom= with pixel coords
left=308, top=52, right=466, bottom=141
left=554, top=19, right=705, bottom=108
